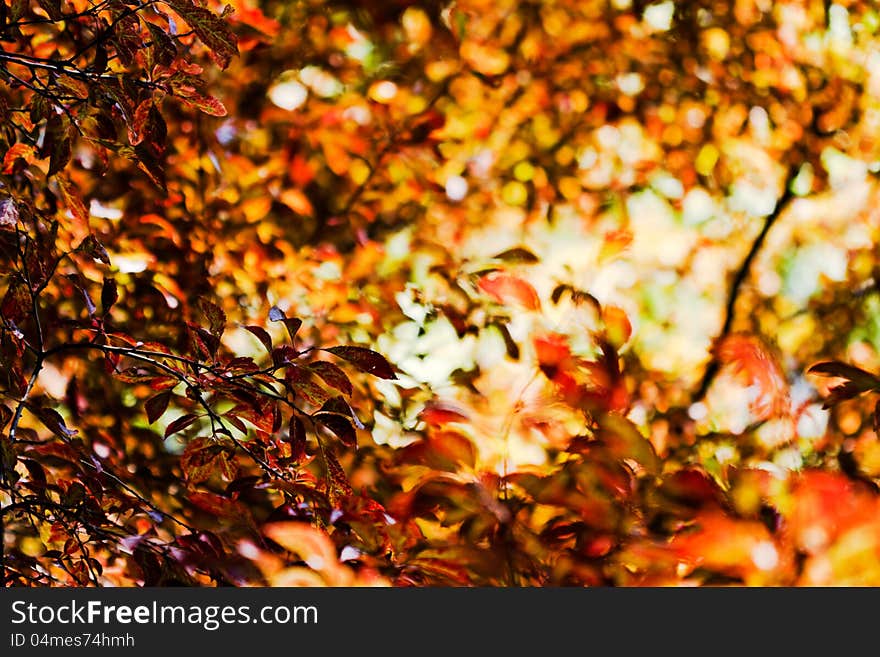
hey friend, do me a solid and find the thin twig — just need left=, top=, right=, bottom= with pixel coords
left=694, top=169, right=797, bottom=401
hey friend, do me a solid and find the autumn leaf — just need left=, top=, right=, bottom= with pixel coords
left=477, top=271, right=541, bottom=310
left=165, top=413, right=199, bottom=438
left=145, top=390, right=172, bottom=424
left=2, top=144, right=35, bottom=174
left=198, top=297, right=227, bottom=339
left=324, top=346, right=396, bottom=380
left=269, top=305, right=303, bottom=343
left=308, top=361, right=353, bottom=396
left=165, top=0, right=239, bottom=69
left=716, top=334, right=789, bottom=420
left=0, top=198, right=19, bottom=230
left=313, top=411, right=357, bottom=448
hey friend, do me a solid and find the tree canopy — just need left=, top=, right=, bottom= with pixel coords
left=4, top=0, right=880, bottom=586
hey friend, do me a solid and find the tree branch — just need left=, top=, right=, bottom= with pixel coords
left=693, top=169, right=798, bottom=401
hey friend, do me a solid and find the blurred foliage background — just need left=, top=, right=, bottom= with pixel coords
left=5, top=0, right=880, bottom=586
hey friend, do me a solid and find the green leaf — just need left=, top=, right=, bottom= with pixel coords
left=325, top=346, right=397, bottom=379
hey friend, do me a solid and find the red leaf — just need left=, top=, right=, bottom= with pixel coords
left=165, top=0, right=239, bottom=68
left=179, top=92, right=228, bottom=117
left=101, top=277, right=118, bottom=315
left=324, top=450, right=352, bottom=501
left=477, top=272, right=541, bottom=310
left=31, top=406, right=78, bottom=439
left=325, top=346, right=396, bottom=380
left=165, top=413, right=199, bottom=438
left=269, top=306, right=303, bottom=343
left=717, top=334, right=789, bottom=419
left=188, top=491, right=249, bottom=521
left=308, top=361, right=353, bottom=396
left=228, top=403, right=274, bottom=434
left=289, top=416, right=307, bottom=461
left=313, top=412, right=357, bottom=448
left=292, top=380, right=332, bottom=408
left=181, top=436, right=235, bottom=485
left=419, top=401, right=469, bottom=425
left=197, top=297, right=226, bottom=338
left=145, top=390, right=172, bottom=424
left=1, top=280, right=30, bottom=324
left=76, top=235, right=111, bottom=265
left=243, top=325, right=273, bottom=354
left=45, top=114, right=72, bottom=177
left=128, top=99, right=153, bottom=146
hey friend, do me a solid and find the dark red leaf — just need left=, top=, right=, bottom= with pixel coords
left=243, top=325, right=273, bottom=354
left=269, top=305, right=303, bottom=344
left=325, top=346, right=396, bottom=380
left=165, top=0, right=239, bottom=68
left=145, top=390, right=172, bottom=424
left=308, top=361, right=353, bottom=396
left=289, top=416, right=307, bottom=462
left=809, top=361, right=880, bottom=391
left=76, top=235, right=111, bottom=265
left=101, top=277, right=118, bottom=315
left=321, top=396, right=365, bottom=429
left=0, top=404, right=12, bottom=430
left=226, top=357, right=259, bottom=373
left=314, top=412, right=357, bottom=448
left=30, top=406, right=78, bottom=439
left=1, top=280, right=30, bottom=324
left=147, top=23, right=178, bottom=67
left=493, top=246, right=539, bottom=263
left=224, top=413, right=248, bottom=435
left=165, top=413, right=199, bottom=438
left=272, top=344, right=298, bottom=365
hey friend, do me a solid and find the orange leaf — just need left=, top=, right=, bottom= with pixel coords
left=2, top=144, right=35, bottom=174
left=478, top=272, right=541, bottom=310
left=264, top=522, right=338, bottom=569
left=716, top=333, right=789, bottom=420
